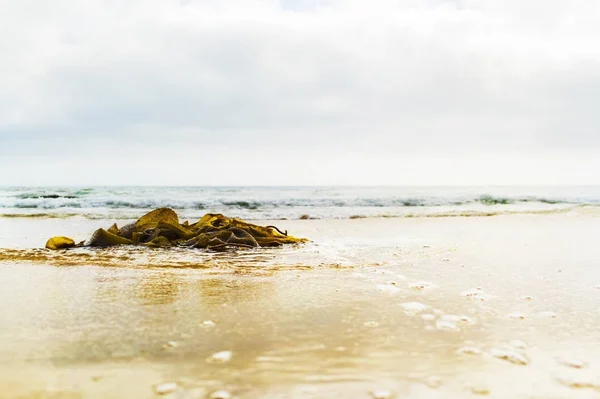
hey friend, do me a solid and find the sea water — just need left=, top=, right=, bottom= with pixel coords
left=1, top=185, right=599, bottom=220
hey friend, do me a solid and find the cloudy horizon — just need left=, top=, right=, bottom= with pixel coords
left=1, top=0, right=599, bottom=186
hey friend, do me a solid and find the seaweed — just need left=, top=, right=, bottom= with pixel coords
left=45, top=208, right=307, bottom=251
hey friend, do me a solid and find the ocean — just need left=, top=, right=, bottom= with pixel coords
left=1, top=185, right=599, bottom=220
left=1, top=186, right=600, bottom=398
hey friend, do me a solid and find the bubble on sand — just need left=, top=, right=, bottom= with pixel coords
left=376, top=283, right=401, bottom=293
left=507, top=312, right=525, bottom=320
left=370, top=389, right=394, bottom=399
left=424, top=376, right=442, bottom=389
left=208, top=351, right=232, bottom=363
left=489, top=348, right=529, bottom=365
left=400, top=302, right=429, bottom=315
left=409, top=281, right=437, bottom=291
left=364, top=321, right=380, bottom=327
left=154, top=382, right=178, bottom=395
left=556, top=356, right=588, bottom=369
left=421, top=313, right=436, bottom=321
left=163, top=340, right=179, bottom=349
left=461, top=288, right=492, bottom=301
left=456, top=346, right=482, bottom=356
left=201, top=320, right=216, bottom=328
left=436, top=320, right=460, bottom=332
left=442, top=314, right=475, bottom=325
left=210, top=390, right=232, bottom=399
left=376, top=270, right=406, bottom=280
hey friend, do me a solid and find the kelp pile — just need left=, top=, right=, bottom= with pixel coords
left=45, top=208, right=307, bottom=251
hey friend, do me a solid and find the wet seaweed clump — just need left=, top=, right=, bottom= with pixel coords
left=45, top=208, right=307, bottom=251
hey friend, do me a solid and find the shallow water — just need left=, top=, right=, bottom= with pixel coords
left=1, top=214, right=600, bottom=398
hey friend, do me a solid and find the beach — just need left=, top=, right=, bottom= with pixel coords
left=1, top=207, right=600, bottom=398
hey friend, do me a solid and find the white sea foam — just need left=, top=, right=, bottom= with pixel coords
left=1, top=186, right=597, bottom=220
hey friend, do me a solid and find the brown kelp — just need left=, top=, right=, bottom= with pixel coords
left=45, top=208, right=307, bottom=251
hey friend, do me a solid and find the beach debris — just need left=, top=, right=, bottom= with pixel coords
left=522, top=296, right=533, bottom=301
left=489, top=348, right=529, bottom=365
left=154, top=382, right=178, bottom=395
left=208, top=350, right=232, bottom=363
left=469, top=385, right=490, bottom=395
left=44, top=208, right=307, bottom=251
left=409, top=281, right=437, bottom=291
left=506, top=312, right=526, bottom=320
left=537, top=311, right=557, bottom=318
left=210, top=390, right=232, bottom=399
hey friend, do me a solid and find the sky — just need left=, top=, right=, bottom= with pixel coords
left=1, top=0, right=599, bottom=186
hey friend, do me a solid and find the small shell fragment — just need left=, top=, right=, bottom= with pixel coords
left=489, top=348, right=529, bottom=365
left=370, top=389, right=393, bottom=399
left=456, top=346, right=482, bottom=356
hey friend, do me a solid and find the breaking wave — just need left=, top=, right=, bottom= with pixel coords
left=0, top=186, right=598, bottom=220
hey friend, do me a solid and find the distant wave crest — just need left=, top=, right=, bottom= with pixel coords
left=1, top=187, right=598, bottom=220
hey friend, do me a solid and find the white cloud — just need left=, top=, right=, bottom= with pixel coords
left=0, top=0, right=599, bottom=185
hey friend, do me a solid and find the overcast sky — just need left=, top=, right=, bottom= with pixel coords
left=1, top=0, right=599, bottom=186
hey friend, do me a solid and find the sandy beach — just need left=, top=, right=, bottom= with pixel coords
left=1, top=211, right=600, bottom=398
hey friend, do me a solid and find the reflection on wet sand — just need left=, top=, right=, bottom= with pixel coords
left=136, top=273, right=180, bottom=306
left=0, top=245, right=357, bottom=273
left=0, top=263, right=492, bottom=398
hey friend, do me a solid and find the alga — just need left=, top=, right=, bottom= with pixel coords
left=45, top=208, right=307, bottom=251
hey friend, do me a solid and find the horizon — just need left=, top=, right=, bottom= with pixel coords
left=2, top=183, right=600, bottom=188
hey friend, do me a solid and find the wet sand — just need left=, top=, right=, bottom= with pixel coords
left=1, top=213, right=600, bottom=398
